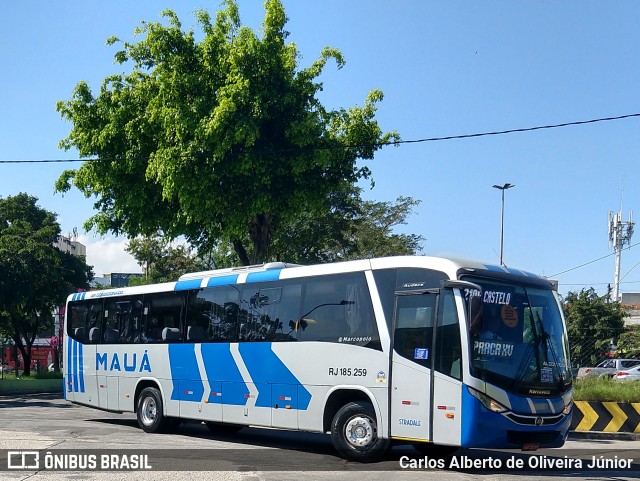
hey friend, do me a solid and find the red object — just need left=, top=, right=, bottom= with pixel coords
left=617, top=371, right=629, bottom=377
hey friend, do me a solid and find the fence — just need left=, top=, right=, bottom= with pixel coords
left=570, top=327, right=640, bottom=371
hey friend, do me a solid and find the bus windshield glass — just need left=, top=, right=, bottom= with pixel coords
left=465, top=278, right=571, bottom=395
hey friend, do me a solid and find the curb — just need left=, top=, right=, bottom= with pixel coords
left=568, top=430, right=640, bottom=441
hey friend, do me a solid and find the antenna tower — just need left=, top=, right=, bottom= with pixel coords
left=609, top=209, right=634, bottom=301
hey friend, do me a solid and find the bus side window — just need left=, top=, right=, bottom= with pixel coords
left=237, top=282, right=302, bottom=342
left=103, top=300, right=121, bottom=344
left=122, top=298, right=143, bottom=343
left=394, top=294, right=436, bottom=368
left=143, top=293, right=184, bottom=343
left=67, top=300, right=103, bottom=344
left=185, top=289, right=213, bottom=342
left=298, top=273, right=379, bottom=347
left=434, top=290, right=462, bottom=380
left=68, top=303, right=87, bottom=342
left=185, top=285, right=241, bottom=343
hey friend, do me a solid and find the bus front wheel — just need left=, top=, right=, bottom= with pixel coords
left=331, top=401, right=389, bottom=462
left=136, top=387, right=177, bottom=433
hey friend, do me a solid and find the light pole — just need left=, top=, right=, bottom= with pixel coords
left=492, top=183, right=515, bottom=266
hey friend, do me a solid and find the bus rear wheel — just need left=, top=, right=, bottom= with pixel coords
left=136, top=387, right=178, bottom=433
left=331, top=401, right=389, bottom=462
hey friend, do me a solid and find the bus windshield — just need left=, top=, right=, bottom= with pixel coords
left=465, top=278, right=571, bottom=396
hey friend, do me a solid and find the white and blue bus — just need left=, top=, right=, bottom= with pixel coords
left=63, top=256, right=573, bottom=462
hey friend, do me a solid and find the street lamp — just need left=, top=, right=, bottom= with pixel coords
left=492, top=183, right=515, bottom=266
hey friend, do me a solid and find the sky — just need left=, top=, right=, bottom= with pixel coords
left=1, top=1, right=640, bottom=298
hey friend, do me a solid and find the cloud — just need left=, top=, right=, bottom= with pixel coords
left=78, top=235, right=142, bottom=277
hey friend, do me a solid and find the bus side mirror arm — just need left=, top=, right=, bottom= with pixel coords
left=441, top=280, right=482, bottom=292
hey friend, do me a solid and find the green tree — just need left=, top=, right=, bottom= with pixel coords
left=0, top=193, right=93, bottom=376
left=126, top=236, right=212, bottom=284
left=616, top=325, right=640, bottom=358
left=563, top=288, right=626, bottom=368
left=55, top=0, right=399, bottom=266
left=270, top=186, right=424, bottom=264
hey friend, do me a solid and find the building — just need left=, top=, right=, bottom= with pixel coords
left=90, top=273, right=144, bottom=288
left=621, top=293, right=640, bottom=327
left=55, top=234, right=86, bottom=257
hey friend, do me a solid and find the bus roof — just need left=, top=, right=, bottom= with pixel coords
left=67, top=256, right=552, bottom=303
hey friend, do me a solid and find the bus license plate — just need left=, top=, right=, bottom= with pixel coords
left=521, top=443, right=540, bottom=451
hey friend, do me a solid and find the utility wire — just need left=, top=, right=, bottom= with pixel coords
left=1, top=112, right=640, bottom=164
left=551, top=241, right=640, bottom=277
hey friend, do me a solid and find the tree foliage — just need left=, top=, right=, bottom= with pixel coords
left=563, top=288, right=626, bottom=367
left=126, top=187, right=424, bottom=274
left=0, top=193, right=93, bottom=375
left=616, top=324, right=640, bottom=358
left=126, top=236, right=212, bottom=284
left=270, top=186, right=424, bottom=264
left=55, top=0, right=399, bottom=265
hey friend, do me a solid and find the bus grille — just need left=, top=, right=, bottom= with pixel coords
left=505, top=413, right=565, bottom=426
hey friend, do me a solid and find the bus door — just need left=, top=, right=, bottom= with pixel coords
left=430, top=288, right=463, bottom=446
left=66, top=301, right=101, bottom=406
left=390, top=291, right=437, bottom=441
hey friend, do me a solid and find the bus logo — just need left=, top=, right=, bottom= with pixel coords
left=96, top=351, right=151, bottom=373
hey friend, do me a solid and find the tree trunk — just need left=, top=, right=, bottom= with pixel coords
left=233, top=239, right=251, bottom=266
left=16, top=341, right=31, bottom=377
left=249, top=213, right=274, bottom=264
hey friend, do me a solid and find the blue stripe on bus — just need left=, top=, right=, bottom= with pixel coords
left=78, top=342, right=84, bottom=393
left=239, top=343, right=311, bottom=410
left=207, top=275, right=239, bottom=287
left=168, top=344, right=205, bottom=402
left=72, top=339, right=78, bottom=392
left=201, top=344, right=249, bottom=405
left=67, top=337, right=72, bottom=393
left=174, top=279, right=203, bottom=291
left=246, top=270, right=282, bottom=283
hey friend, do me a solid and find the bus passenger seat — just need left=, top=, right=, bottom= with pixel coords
left=162, top=327, right=181, bottom=342
left=88, top=327, right=100, bottom=343
left=74, top=327, right=86, bottom=342
left=104, top=328, right=119, bottom=343
left=187, top=325, right=207, bottom=342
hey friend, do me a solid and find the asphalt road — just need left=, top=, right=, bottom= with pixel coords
left=0, top=393, right=639, bottom=481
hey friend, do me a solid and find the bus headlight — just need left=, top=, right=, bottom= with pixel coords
left=468, top=387, right=508, bottom=413
left=562, top=400, right=573, bottom=415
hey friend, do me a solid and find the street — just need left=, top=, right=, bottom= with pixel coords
left=0, top=393, right=639, bottom=480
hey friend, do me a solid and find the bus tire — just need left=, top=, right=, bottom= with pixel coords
left=136, top=387, right=177, bottom=433
left=330, top=401, right=389, bottom=462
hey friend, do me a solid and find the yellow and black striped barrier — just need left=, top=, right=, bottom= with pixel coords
left=571, top=401, right=640, bottom=433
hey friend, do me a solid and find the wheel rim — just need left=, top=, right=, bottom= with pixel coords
left=140, top=396, right=157, bottom=426
left=344, top=415, right=375, bottom=448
